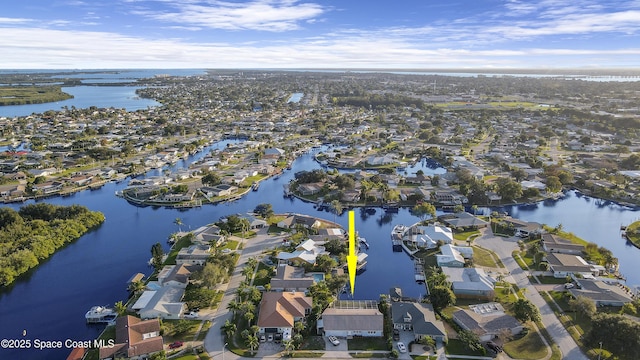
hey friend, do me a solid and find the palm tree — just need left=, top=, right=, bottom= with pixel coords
left=330, top=200, right=343, bottom=223
left=294, top=320, right=306, bottom=335
left=244, top=311, right=255, bottom=326
left=227, top=299, right=242, bottom=318
left=247, top=335, right=259, bottom=354
left=283, top=340, right=296, bottom=356
left=128, top=280, right=146, bottom=295
left=246, top=257, right=258, bottom=270
left=242, top=266, right=254, bottom=282
left=221, top=319, right=236, bottom=340
left=114, top=301, right=127, bottom=316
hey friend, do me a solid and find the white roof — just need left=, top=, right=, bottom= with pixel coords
left=132, top=290, right=156, bottom=310
left=442, top=267, right=495, bottom=292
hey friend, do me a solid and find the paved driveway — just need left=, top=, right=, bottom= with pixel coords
left=475, top=230, right=588, bottom=360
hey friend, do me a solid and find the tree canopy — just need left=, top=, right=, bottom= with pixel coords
left=0, top=204, right=105, bottom=286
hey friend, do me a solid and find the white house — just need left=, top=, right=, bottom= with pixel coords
left=136, top=286, right=186, bottom=320
left=320, top=307, right=384, bottom=338
left=277, top=239, right=328, bottom=264
left=442, top=267, right=495, bottom=299
left=436, top=244, right=474, bottom=268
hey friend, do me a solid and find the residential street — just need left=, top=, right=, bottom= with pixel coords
left=200, top=225, right=588, bottom=360
left=203, top=227, right=288, bottom=359
left=474, top=229, right=588, bottom=360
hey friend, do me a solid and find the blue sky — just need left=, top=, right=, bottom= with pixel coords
left=1, top=0, right=640, bottom=69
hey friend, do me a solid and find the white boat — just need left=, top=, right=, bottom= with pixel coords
left=358, top=236, right=370, bottom=249
left=85, top=306, right=117, bottom=323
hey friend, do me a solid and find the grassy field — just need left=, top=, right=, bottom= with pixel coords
left=445, top=339, right=486, bottom=356
left=0, top=85, right=73, bottom=105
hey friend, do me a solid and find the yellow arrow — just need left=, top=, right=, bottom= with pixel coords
left=346, top=210, right=357, bottom=295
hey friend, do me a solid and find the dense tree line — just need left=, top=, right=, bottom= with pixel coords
left=0, top=204, right=105, bottom=286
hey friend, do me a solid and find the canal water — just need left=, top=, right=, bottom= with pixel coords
left=0, top=142, right=638, bottom=359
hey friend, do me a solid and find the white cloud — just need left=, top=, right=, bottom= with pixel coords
left=132, top=0, right=326, bottom=32
left=0, top=17, right=32, bottom=24
left=0, top=26, right=638, bottom=69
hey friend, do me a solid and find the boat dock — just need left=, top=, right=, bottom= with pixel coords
left=414, top=259, right=425, bottom=283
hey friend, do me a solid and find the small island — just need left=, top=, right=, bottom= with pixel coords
left=0, top=85, right=73, bottom=106
left=0, top=203, right=105, bottom=286
left=625, top=221, right=640, bottom=248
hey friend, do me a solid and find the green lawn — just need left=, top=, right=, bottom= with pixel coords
left=252, top=262, right=274, bottom=287
left=347, top=337, right=388, bottom=351
left=162, top=319, right=202, bottom=342
left=351, top=352, right=390, bottom=358
left=165, top=235, right=194, bottom=265
left=453, top=229, right=480, bottom=241
left=536, top=276, right=567, bottom=285
left=503, top=330, right=548, bottom=360
left=291, top=351, right=324, bottom=358
left=445, top=339, right=486, bottom=356
left=299, top=336, right=326, bottom=350
left=472, top=246, right=503, bottom=268
left=221, top=239, right=239, bottom=250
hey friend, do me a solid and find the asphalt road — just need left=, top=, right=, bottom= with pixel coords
left=474, top=229, right=588, bottom=360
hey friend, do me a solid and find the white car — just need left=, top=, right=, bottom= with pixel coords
left=328, top=335, right=340, bottom=346
left=397, top=341, right=407, bottom=353
left=564, top=283, right=575, bottom=289
left=184, top=312, right=199, bottom=319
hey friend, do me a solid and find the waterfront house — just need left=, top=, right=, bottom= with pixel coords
left=319, top=301, right=384, bottom=338
left=408, top=225, right=454, bottom=249
left=500, top=217, right=542, bottom=237
left=176, top=244, right=211, bottom=265
left=269, top=264, right=316, bottom=292
left=541, top=234, right=585, bottom=255
left=200, top=184, right=237, bottom=197
left=390, top=301, right=447, bottom=343
left=442, top=267, right=495, bottom=299
left=277, top=214, right=321, bottom=229
left=568, top=279, right=634, bottom=307
left=545, top=253, right=599, bottom=278
left=297, top=183, right=323, bottom=196
left=135, top=286, right=186, bottom=320
left=157, top=264, right=196, bottom=288
left=452, top=303, right=523, bottom=342
left=439, top=212, right=488, bottom=229
left=99, top=315, right=163, bottom=360
left=437, top=244, right=474, bottom=268
left=257, top=292, right=312, bottom=340
left=277, top=239, right=328, bottom=265
left=242, top=213, right=268, bottom=229
left=193, top=224, right=225, bottom=246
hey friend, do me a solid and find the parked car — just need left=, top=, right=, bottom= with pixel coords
left=486, top=341, right=503, bottom=353
left=190, top=307, right=200, bottom=312
left=184, top=312, right=199, bottom=319
left=397, top=342, right=407, bottom=353
left=267, top=334, right=274, bottom=342
left=328, top=335, right=340, bottom=346
left=564, top=283, right=575, bottom=289
left=259, top=334, right=266, bottom=342
left=392, top=329, right=400, bottom=341
left=169, top=341, right=184, bottom=349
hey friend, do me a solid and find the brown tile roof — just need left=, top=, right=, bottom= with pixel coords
left=99, top=316, right=163, bottom=359
left=257, top=292, right=312, bottom=328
